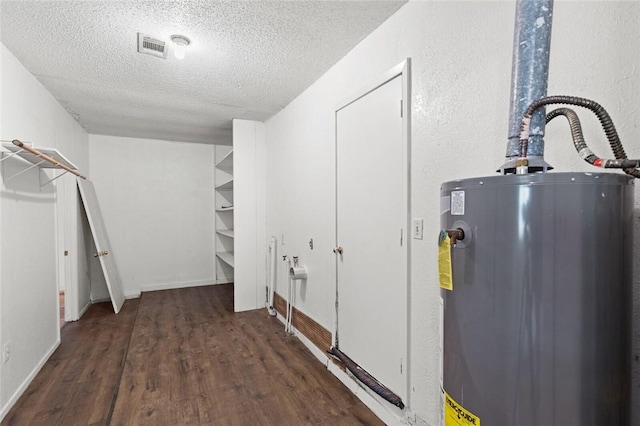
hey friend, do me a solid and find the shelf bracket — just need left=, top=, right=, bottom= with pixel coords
left=4, top=158, right=46, bottom=182
left=0, top=147, right=25, bottom=164
left=41, top=169, right=70, bottom=187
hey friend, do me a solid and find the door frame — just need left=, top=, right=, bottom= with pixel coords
left=334, top=59, right=411, bottom=403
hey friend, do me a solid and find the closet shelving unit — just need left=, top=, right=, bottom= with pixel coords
left=214, top=147, right=234, bottom=282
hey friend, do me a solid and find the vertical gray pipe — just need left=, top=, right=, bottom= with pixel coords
left=503, top=0, right=554, bottom=172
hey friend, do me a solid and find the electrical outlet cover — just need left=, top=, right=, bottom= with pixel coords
left=3, top=341, right=11, bottom=364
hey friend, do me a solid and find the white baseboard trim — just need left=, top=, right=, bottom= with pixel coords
left=327, top=361, right=407, bottom=426
left=140, top=279, right=215, bottom=293
left=273, top=309, right=407, bottom=426
left=64, top=300, right=85, bottom=322
left=96, top=280, right=216, bottom=305
left=273, top=311, right=329, bottom=368
left=78, top=300, right=91, bottom=319
left=0, top=339, right=60, bottom=423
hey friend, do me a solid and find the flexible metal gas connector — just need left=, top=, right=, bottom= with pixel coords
left=546, top=108, right=640, bottom=171
left=518, top=96, right=640, bottom=177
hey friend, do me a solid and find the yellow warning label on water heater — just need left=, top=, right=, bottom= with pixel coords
left=438, top=232, right=453, bottom=291
left=444, top=391, right=480, bottom=426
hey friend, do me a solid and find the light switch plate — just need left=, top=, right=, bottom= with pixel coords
left=412, top=218, right=423, bottom=239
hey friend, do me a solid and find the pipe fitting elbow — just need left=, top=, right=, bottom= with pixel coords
left=515, top=158, right=529, bottom=174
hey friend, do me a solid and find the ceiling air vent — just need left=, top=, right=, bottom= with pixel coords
left=137, top=33, right=167, bottom=59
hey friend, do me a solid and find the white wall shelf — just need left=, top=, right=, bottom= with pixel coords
left=216, top=251, right=235, bottom=268
left=215, top=178, right=233, bottom=191
left=215, top=150, right=233, bottom=170
left=1, top=140, right=86, bottom=185
left=215, top=146, right=234, bottom=283
left=216, top=229, right=235, bottom=238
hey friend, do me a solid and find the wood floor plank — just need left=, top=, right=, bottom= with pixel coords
left=2, top=299, right=139, bottom=426
left=2, top=284, right=384, bottom=426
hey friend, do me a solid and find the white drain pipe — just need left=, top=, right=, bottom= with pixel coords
left=283, top=255, right=294, bottom=333
left=266, top=236, right=277, bottom=316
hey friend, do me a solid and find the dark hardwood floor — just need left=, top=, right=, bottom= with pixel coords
left=2, top=284, right=383, bottom=425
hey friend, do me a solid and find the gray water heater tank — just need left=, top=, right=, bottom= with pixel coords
left=440, top=172, right=633, bottom=425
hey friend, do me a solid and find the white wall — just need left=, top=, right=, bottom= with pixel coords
left=0, top=43, right=89, bottom=420
left=88, top=135, right=215, bottom=297
left=233, top=119, right=267, bottom=312
left=264, top=1, right=640, bottom=424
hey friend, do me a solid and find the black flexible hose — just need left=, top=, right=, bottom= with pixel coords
left=520, top=96, right=640, bottom=178
left=329, top=347, right=405, bottom=409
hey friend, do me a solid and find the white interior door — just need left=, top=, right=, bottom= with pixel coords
left=336, top=72, right=407, bottom=401
left=77, top=178, right=125, bottom=313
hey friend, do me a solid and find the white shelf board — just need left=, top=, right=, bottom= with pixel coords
left=215, top=150, right=233, bottom=171
left=216, top=229, right=235, bottom=238
left=216, top=251, right=235, bottom=268
left=216, top=206, right=234, bottom=212
left=2, top=142, right=79, bottom=170
left=215, top=179, right=233, bottom=191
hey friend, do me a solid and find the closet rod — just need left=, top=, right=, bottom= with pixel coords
left=12, top=139, right=86, bottom=179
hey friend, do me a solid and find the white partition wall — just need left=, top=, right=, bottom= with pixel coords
left=233, top=119, right=266, bottom=312
left=0, top=43, right=90, bottom=421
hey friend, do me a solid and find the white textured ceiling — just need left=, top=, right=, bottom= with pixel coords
left=0, top=0, right=405, bottom=145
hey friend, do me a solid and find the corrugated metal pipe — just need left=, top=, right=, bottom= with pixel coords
left=501, top=0, right=554, bottom=173
left=518, top=95, right=640, bottom=177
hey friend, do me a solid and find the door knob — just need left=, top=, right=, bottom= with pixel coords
left=333, top=246, right=343, bottom=254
